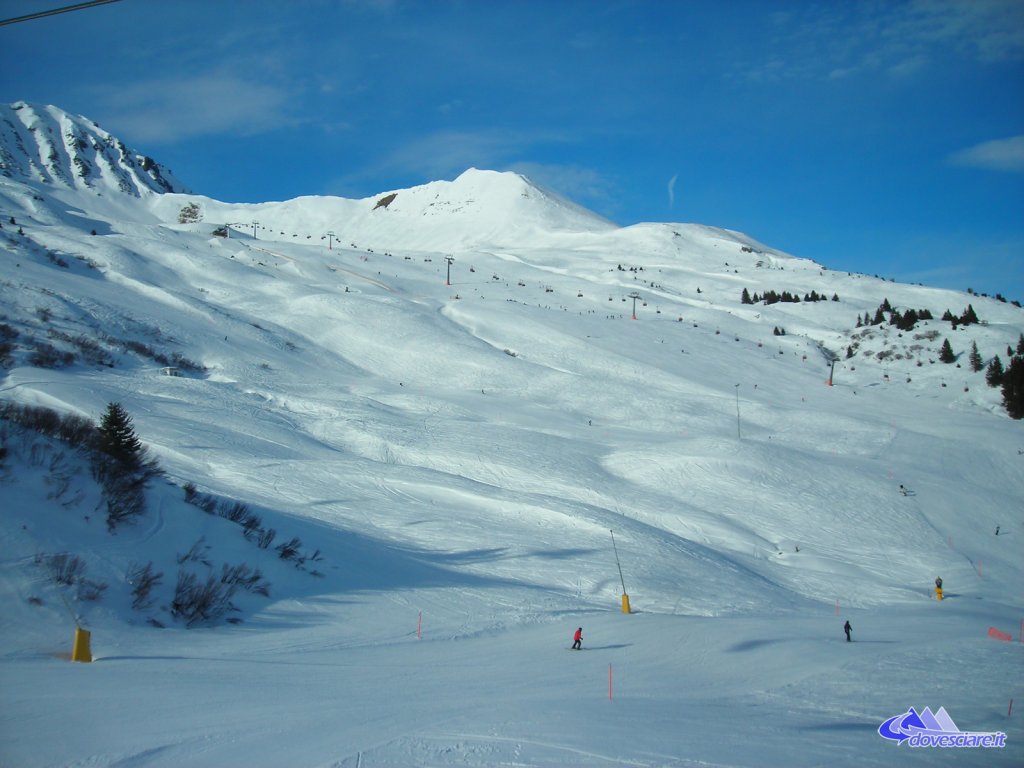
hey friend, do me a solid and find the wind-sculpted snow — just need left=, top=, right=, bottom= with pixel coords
left=0, top=107, right=1022, bottom=767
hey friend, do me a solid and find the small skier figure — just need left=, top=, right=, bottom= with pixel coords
left=935, top=576, right=942, bottom=590
left=844, top=620, right=852, bottom=642
left=572, top=627, right=583, bottom=650
left=899, top=485, right=909, bottom=496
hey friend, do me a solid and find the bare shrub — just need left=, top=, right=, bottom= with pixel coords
left=39, top=552, right=85, bottom=585
left=36, top=552, right=107, bottom=601
left=170, top=570, right=235, bottom=626
left=126, top=561, right=163, bottom=610
left=220, top=563, right=270, bottom=596
left=29, top=342, right=74, bottom=368
left=254, top=527, right=276, bottom=549
left=276, top=536, right=303, bottom=562
left=176, top=537, right=212, bottom=567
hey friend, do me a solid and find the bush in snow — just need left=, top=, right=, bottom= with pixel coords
left=177, top=202, right=201, bottom=224
left=220, top=563, right=270, bottom=596
left=176, top=537, right=213, bottom=567
left=170, top=570, right=236, bottom=626
left=36, top=552, right=108, bottom=602
left=126, top=561, right=163, bottom=610
left=29, top=342, right=74, bottom=369
left=276, top=536, right=303, bottom=562
left=0, top=404, right=96, bottom=457
left=252, top=526, right=276, bottom=550
left=38, top=552, right=85, bottom=586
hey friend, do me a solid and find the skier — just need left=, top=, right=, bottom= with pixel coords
left=572, top=627, right=583, bottom=650
left=935, top=576, right=942, bottom=590
left=844, top=620, right=852, bottom=642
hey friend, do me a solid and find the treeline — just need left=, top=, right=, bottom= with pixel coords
left=741, top=288, right=839, bottom=305
left=855, top=299, right=935, bottom=332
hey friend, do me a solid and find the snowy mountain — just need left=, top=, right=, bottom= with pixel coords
left=1, top=104, right=1022, bottom=768
left=0, top=101, right=187, bottom=197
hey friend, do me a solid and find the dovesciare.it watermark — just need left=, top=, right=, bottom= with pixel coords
left=878, top=707, right=1006, bottom=749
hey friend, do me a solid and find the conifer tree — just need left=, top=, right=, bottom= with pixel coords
left=95, top=402, right=145, bottom=471
left=91, top=402, right=161, bottom=529
left=939, top=338, right=956, bottom=363
left=969, top=341, right=984, bottom=372
left=1017, top=333, right=1024, bottom=356
left=986, top=356, right=1004, bottom=387
left=1002, top=355, right=1024, bottom=419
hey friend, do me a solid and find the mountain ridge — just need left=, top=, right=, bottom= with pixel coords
left=0, top=101, right=187, bottom=197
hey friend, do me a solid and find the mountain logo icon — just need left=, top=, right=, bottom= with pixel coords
left=878, top=707, right=1006, bottom=749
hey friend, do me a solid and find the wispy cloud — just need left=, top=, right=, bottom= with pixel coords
left=509, top=162, right=618, bottom=217
left=667, top=174, right=678, bottom=209
left=742, top=0, right=1024, bottom=83
left=949, top=135, right=1024, bottom=172
left=94, top=73, right=299, bottom=144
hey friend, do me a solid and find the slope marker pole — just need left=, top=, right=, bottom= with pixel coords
left=610, top=530, right=630, bottom=613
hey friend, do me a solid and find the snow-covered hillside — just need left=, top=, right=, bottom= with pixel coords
left=1, top=105, right=1022, bottom=767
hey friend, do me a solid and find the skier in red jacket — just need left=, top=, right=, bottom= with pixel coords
left=572, top=627, right=583, bottom=650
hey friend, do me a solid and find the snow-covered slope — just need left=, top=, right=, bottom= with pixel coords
left=1, top=105, right=1022, bottom=768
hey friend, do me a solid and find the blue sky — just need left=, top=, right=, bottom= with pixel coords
left=3, top=0, right=1023, bottom=298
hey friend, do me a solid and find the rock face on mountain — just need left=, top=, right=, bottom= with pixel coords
left=0, top=102, right=187, bottom=196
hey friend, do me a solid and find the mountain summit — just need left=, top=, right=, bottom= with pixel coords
left=0, top=102, right=187, bottom=196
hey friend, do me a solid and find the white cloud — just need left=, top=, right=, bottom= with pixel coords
left=667, top=174, right=677, bottom=209
left=949, top=135, right=1024, bottom=172
left=95, top=73, right=298, bottom=144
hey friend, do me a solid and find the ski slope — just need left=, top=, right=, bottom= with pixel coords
left=0, top=107, right=1022, bottom=767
